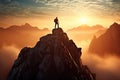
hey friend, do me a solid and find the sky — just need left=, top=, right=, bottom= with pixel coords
left=0, top=0, right=120, bottom=30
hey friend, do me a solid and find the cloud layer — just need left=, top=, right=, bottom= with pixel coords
left=0, top=0, right=120, bottom=18
left=82, top=52, right=120, bottom=80
left=0, top=45, right=19, bottom=80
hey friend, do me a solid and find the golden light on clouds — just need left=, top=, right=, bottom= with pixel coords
left=0, top=0, right=120, bottom=29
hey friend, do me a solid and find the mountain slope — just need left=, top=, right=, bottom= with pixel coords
left=7, top=28, right=95, bottom=80
left=89, top=22, right=120, bottom=57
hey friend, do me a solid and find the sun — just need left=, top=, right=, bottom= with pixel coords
left=80, top=17, right=88, bottom=24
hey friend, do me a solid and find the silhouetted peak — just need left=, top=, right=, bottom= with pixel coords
left=89, top=22, right=120, bottom=57
left=7, top=23, right=33, bottom=30
left=23, top=23, right=32, bottom=28
left=8, top=27, right=95, bottom=80
left=110, top=22, right=119, bottom=28
left=38, top=28, right=69, bottom=45
left=108, top=22, right=120, bottom=32
left=52, top=28, right=64, bottom=35
left=112, top=22, right=119, bottom=26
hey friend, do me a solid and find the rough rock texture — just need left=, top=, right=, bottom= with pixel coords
left=89, top=22, right=120, bottom=57
left=7, top=28, right=95, bottom=80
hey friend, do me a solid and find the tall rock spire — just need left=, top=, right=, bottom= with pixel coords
left=7, top=28, right=95, bottom=80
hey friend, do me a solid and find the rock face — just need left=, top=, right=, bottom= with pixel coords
left=89, top=22, right=120, bottom=56
left=7, top=28, right=95, bottom=80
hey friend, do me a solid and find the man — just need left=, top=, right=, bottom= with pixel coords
left=54, top=17, right=59, bottom=29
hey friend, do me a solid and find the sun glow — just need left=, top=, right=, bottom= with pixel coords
left=80, top=17, right=88, bottom=24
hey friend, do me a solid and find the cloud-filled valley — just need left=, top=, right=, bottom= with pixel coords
left=0, top=23, right=120, bottom=80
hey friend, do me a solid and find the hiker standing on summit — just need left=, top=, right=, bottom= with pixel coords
left=54, top=17, right=59, bottom=29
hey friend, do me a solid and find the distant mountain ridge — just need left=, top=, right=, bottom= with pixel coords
left=0, top=23, right=107, bottom=48
left=88, top=22, right=120, bottom=57
left=68, top=24, right=105, bottom=31
left=0, top=23, right=49, bottom=48
left=0, top=23, right=48, bottom=31
left=67, top=24, right=106, bottom=45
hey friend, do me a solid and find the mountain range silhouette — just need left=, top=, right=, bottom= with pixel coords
left=68, top=24, right=105, bottom=31
left=0, top=23, right=49, bottom=48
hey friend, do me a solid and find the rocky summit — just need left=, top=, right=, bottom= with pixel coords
left=7, top=28, right=95, bottom=80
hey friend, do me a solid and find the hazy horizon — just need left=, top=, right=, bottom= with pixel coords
left=0, top=0, right=120, bottom=30
left=0, top=22, right=109, bottom=31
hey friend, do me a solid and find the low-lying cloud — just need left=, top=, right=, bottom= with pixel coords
left=0, top=28, right=120, bottom=80
left=82, top=52, right=120, bottom=80
left=0, top=45, right=19, bottom=80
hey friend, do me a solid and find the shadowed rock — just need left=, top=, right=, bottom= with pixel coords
left=89, top=22, right=120, bottom=57
left=7, top=28, right=95, bottom=80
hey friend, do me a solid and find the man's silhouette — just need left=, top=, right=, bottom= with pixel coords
left=54, top=17, right=59, bottom=29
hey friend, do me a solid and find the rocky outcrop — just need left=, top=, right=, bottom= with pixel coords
left=89, top=22, right=120, bottom=57
left=7, top=28, right=95, bottom=80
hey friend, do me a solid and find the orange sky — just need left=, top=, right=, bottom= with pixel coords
left=0, top=0, right=120, bottom=30
left=0, top=15, right=119, bottom=30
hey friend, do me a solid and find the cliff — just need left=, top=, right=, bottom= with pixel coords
left=89, top=22, right=120, bottom=57
left=7, top=28, right=95, bottom=80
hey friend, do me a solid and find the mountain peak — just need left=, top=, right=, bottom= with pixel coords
left=111, top=22, right=119, bottom=26
left=108, top=22, right=120, bottom=32
left=89, top=22, right=120, bottom=57
left=23, top=23, right=32, bottom=28
left=110, top=22, right=120, bottom=28
left=7, top=28, right=95, bottom=80
left=52, top=28, right=63, bottom=35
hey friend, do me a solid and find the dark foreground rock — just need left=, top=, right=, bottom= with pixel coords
left=7, top=28, right=96, bottom=80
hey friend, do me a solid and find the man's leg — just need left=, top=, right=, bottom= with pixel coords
left=57, top=23, right=59, bottom=28
left=55, top=23, right=56, bottom=29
